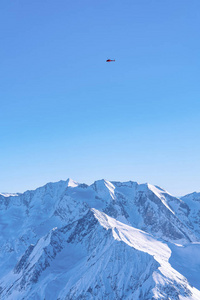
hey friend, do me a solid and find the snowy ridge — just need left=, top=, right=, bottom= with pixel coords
left=147, top=184, right=175, bottom=215
left=0, top=178, right=200, bottom=299
left=0, top=193, right=19, bottom=197
left=92, top=209, right=200, bottom=299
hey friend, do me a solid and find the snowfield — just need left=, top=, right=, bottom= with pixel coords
left=0, top=179, right=200, bottom=299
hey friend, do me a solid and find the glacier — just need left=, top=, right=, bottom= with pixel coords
left=0, top=178, right=200, bottom=299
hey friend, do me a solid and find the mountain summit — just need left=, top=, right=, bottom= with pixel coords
left=0, top=179, right=200, bottom=299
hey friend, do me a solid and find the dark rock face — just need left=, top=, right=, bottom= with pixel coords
left=14, top=244, right=35, bottom=274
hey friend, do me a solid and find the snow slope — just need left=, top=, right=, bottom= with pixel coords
left=180, top=192, right=200, bottom=236
left=0, top=179, right=200, bottom=299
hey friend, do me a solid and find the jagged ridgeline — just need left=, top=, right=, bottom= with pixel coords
left=0, top=179, right=200, bottom=299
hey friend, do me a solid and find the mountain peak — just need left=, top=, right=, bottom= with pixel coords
left=181, top=191, right=200, bottom=201
left=66, top=178, right=79, bottom=188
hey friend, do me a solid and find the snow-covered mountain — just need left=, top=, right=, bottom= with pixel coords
left=0, top=179, right=200, bottom=299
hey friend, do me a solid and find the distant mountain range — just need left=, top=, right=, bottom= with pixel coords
left=0, top=179, right=200, bottom=299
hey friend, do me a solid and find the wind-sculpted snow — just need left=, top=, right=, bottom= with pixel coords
left=0, top=178, right=200, bottom=299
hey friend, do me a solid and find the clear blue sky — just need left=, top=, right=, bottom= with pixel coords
left=0, top=0, right=200, bottom=195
